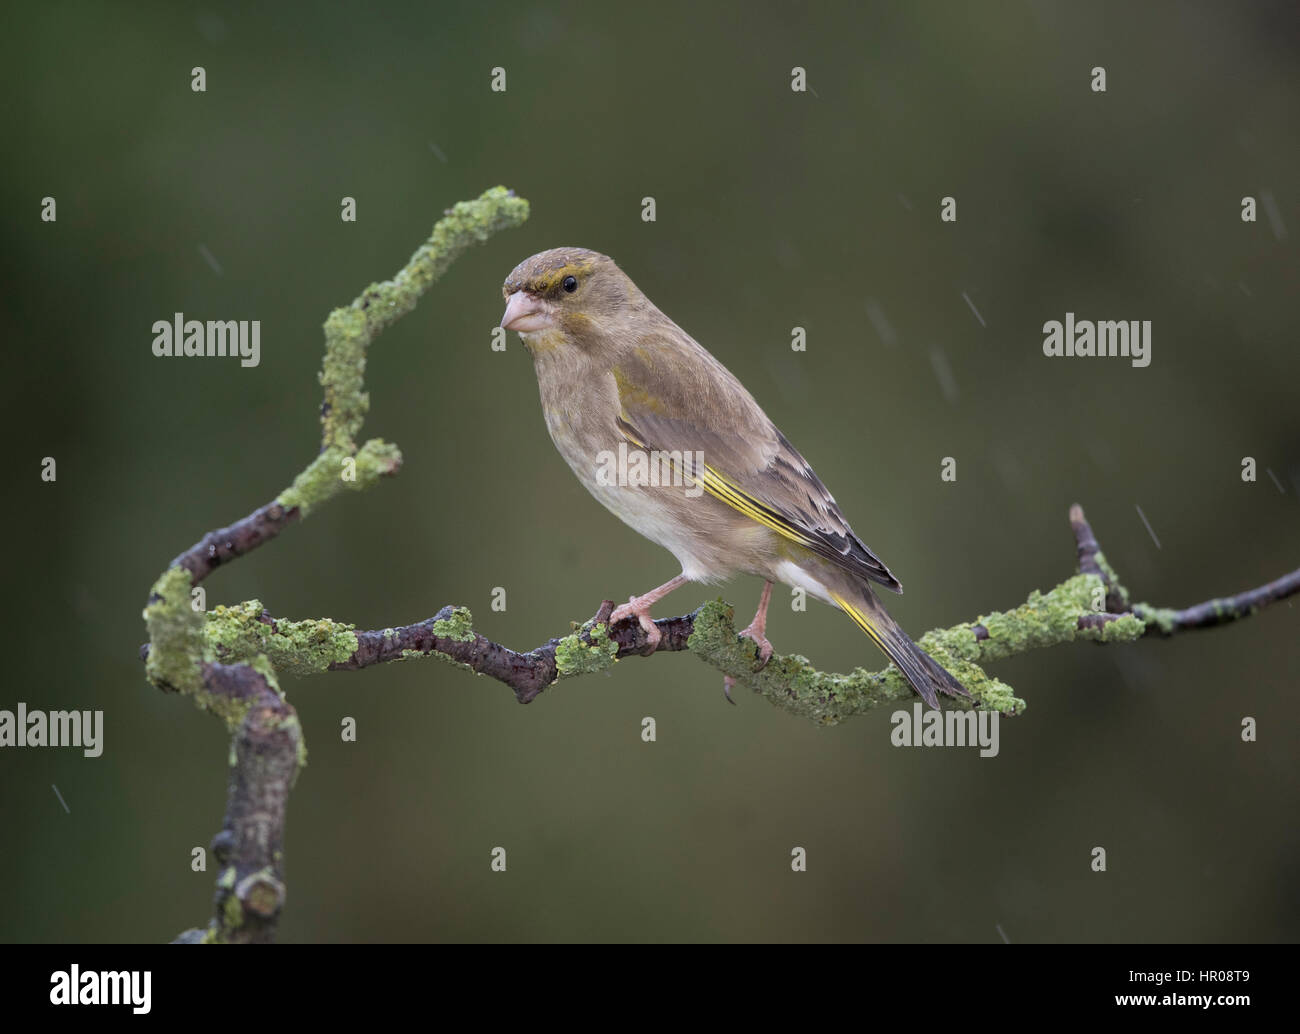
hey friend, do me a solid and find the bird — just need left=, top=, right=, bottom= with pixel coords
left=500, top=247, right=969, bottom=708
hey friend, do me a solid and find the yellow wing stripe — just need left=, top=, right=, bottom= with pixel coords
left=698, top=465, right=820, bottom=548
left=618, top=420, right=820, bottom=551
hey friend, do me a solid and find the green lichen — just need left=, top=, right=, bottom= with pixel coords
left=1095, top=613, right=1146, bottom=642
left=145, top=579, right=299, bottom=736
left=277, top=449, right=344, bottom=515
left=275, top=440, right=403, bottom=517
left=143, top=566, right=204, bottom=696
left=963, top=675, right=1024, bottom=716
left=431, top=607, right=477, bottom=643
left=350, top=439, right=403, bottom=488
left=203, top=601, right=360, bottom=676
left=555, top=622, right=619, bottom=677
left=950, top=574, right=1145, bottom=657
left=964, top=574, right=1098, bottom=659
left=318, top=306, right=371, bottom=449
left=683, top=599, right=1017, bottom=724
left=144, top=566, right=269, bottom=730
left=222, top=891, right=243, bottom=931
left=1134, top=603, right=1176, bottom=635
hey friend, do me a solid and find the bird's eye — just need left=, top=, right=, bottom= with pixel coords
left=562, top=275, right=578, bottom=293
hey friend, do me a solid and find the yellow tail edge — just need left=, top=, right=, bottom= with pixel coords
left=831, top=591, right=890, bottom=654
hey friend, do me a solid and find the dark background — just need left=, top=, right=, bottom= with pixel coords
left=1, top=1, right=1296, bottom=942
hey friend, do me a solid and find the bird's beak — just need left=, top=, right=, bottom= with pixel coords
left=501, top=291, right=552, bottom=333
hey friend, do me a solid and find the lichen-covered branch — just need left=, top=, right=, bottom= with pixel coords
left=189, top=503, right=1298, bottom=728
left=144, top=187, right=530, bottom=943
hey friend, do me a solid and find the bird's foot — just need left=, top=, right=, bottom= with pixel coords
left=738, top=624, right=774, bottom=671
left=610, top=596, right=662, bottom=653
left=721, top=627, right=773, bottom=704
left=607, top=575, right=690, bottom=655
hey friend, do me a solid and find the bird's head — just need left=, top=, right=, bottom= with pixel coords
left=500, top=247, right=632, bottom=345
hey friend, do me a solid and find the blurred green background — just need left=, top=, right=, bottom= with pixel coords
left=2, top=0, right=1297, bottom=943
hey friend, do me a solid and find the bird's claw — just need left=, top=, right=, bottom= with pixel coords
left=738, top=627, right=774, bottom=671
left=722, top=628, right=773, bottom=702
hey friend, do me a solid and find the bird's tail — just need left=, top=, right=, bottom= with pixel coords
left=831, top=586, right=970, bottom=709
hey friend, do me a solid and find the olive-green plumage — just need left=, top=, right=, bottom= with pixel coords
left=501, top=247, right=968, bottom=708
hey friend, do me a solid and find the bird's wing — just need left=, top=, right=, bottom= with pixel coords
left=610, top=334, right=902, bottom=592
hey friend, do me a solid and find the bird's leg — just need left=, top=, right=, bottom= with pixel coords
left=609, top=573, right=690, bottom=652
left=724, top=581, right=775, bottom=704
left=739, top=580, right=775, bottom=666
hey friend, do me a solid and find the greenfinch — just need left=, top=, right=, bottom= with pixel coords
left=501, top=247, right=969, bottom=708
